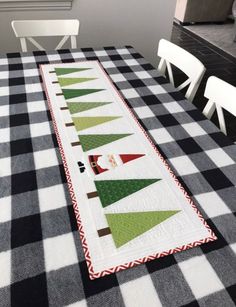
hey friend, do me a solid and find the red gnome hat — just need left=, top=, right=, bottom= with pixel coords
left=119, top=154, right=145, bottom=164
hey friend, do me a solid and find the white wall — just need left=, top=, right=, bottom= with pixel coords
left=0, top=0, right=177, bottom=66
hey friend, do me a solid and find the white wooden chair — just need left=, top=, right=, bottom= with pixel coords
left=11, top=19, right=80, bottom=52
left=203, top=76, right=236, bottom=136
left=157, top=39, right=206, bottom=102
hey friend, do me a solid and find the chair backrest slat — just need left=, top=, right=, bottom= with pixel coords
left=157, top=39, right=206, bottom=102
left=12, top=19, right=80, bottom=51
left=55, top=36, right=69, bottom=50
left=28, top=37, right=45, bottom=51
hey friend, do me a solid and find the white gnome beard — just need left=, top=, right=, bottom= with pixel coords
left=97, top=155, right=120, bottom=170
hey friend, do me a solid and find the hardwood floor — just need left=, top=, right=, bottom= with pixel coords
left=171, top=23, right=236, bottom=141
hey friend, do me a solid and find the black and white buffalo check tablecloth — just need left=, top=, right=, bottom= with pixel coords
left=0, top=46, right=236, bottom=307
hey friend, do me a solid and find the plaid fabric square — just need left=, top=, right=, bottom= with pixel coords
left=0, top=196, right=11, bottom=223
left=11, top=273, right=48, bottom=307
left=0, top=250, right=11, bottom=288
left=179, top=255, right=224, bottom=299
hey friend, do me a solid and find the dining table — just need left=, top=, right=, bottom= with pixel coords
left=0, top=45, right=236, bottom=307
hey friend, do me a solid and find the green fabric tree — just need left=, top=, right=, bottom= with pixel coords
left=67, top=102, right=112, bottom=114
left=95, top=179, right=161, bottom=207
left=106, top=210, right=180, bottom=247
left=62, top=89, right=104, bottom=100
left=78, top=134, right=132, bottom=151
left=58, top=77, right=97, bottom=87
left=55, top=68, right=91, bottom=76
left=72, top=116, right=121, bottom=131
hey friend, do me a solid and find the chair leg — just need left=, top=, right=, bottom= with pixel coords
left=203, top=100, right=216, bottom=119
left=158, top=58, right=166, bottom=76
left=20, top=38, right=27, bottom=52
left=71, top=36, right=77, bottom=49
left=216, top=105, right=227, bottom=135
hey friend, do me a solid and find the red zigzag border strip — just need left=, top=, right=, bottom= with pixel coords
left=40, top=61, right=217, bottom=280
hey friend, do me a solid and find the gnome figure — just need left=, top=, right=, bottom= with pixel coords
left=88, top=154, right=145, bottom=175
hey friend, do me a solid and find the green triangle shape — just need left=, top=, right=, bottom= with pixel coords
left=106, top=210, right=180, bottom=247
left=58, top=78, right=97, bottom=87
left=62, top=89, right=104, bottom=100
left=55, top=68, right=91, bottom=76
left=68, top=102, right=112, bottom=114
left=72, top=116, right=121, bottom=131
left=79, top=134, right=132, bottom=151
left=95, top=179, right=161, bottom=208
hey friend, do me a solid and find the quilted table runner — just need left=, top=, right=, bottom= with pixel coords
left=40, top=61, right=217, bottom=279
